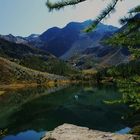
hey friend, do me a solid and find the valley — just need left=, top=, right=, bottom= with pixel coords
left=0, top=9, right=140, bottom=140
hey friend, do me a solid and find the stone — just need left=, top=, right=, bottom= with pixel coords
left=41, top=124, right=139, bottom=140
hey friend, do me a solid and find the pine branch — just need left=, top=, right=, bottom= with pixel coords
left=119, top=16, right=131, bottom=25
left=46, top=0, right=86, bottom=11
left=129, top=5, right=140, bottom=14
left=120, top=5, right=140, bottom=25
left=84, top=0, right=119, bottom=32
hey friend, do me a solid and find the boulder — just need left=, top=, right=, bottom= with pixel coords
left=41, top=124, right=139, bottom=140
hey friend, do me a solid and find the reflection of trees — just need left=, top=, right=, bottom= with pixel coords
left=0, top=85, right=68, bottom=107
left=0, top=85, right=68, bottom=129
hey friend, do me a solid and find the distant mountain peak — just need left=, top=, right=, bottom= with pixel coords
left=27, top=34, right=39, bottom=38
left=0, top=19, right=119, bottom=58
left=38, top=20, right=118, bottom=57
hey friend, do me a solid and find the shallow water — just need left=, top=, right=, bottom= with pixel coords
left=0, top=84, right=131, bottom=140
left=2, top=130, right=45, bottom=140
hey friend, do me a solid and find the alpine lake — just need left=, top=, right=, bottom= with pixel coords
left=0, top=83, right=133, bottom=140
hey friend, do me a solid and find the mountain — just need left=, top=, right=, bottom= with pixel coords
left=26, top=34, right=39, bottom=40
left=1, top=19, right=131, bottom=71
left=68, top=45, right=130, bottom=70
left=0, top=20, right=118, bottom=61
left=37, top=20, right=118, bottom=58
left=0, top=34, right=28, bottom=44
left=39, top=22, right=88, bottom=57
left=0, top=20, right=118, bottom=58
left=0, top=37, right=52, bottom=59
left=0, top=38, right=78, bottom=76
left=41, top=21, right=129, bottom=70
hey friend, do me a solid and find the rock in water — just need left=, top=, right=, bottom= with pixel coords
left=41, top=124, right=138, bottom=140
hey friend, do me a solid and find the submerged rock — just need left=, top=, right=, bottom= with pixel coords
left=41, top=124, right=138, bottom=140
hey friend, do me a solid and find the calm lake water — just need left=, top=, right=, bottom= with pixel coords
left=0, top=84, right=131, bottom=140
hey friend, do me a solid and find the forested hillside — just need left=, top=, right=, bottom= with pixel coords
left=0, top=57, right=66, bottom=85
left=0, top=38, right=78, bottom=77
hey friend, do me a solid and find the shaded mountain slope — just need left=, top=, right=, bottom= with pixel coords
left=68, top=45, right=130, bottom=70
left=0, top=38, right=51, bottom=59
left=38, top=21, right=118, bottom=57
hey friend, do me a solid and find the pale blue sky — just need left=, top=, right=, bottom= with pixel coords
left=0, top=0, right=139, bottom=37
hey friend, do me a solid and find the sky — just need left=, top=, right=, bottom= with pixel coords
left=0, top=0, right=139, bottom=37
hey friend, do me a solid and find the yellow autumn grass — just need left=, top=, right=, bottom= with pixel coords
left=82, top=69, right=97, bottom=74
left=0, top=80, right=71, bottom=95
left=0, top=91, right=5, bottom=95
left=0, top=83, right=38, bottom=91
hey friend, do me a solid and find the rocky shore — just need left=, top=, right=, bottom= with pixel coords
left=41, top=124, right=139, bottom=140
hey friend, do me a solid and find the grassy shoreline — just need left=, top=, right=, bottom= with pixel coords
left=0, top=80, right=71, bottom=92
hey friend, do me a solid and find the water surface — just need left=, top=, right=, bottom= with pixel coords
left=0, top=84, right=131, bottom=140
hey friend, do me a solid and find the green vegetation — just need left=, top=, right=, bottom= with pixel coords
left=0, top=57, right=65, bottom=85
left=20, top=56, right=78, bottom=76
left=104, top=6, right=140, bottom=58
left=117, top=79, right=140, bottom=111
left=104, top=21, right=140, bottom=58
left=0, top=2, right=139, bottom=136
left=106, top=60, right=140, bottom=78
left=95, top=59, right=140, bottom=107
left=94, top=59, right=140, bottom=134
left=93, top=9, right=140, bottom=134
left=104, top=24, right=140, bottom=47
left=0, top=38, right=78, bottom=77
left=130, top=125, right=140, bottom=135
